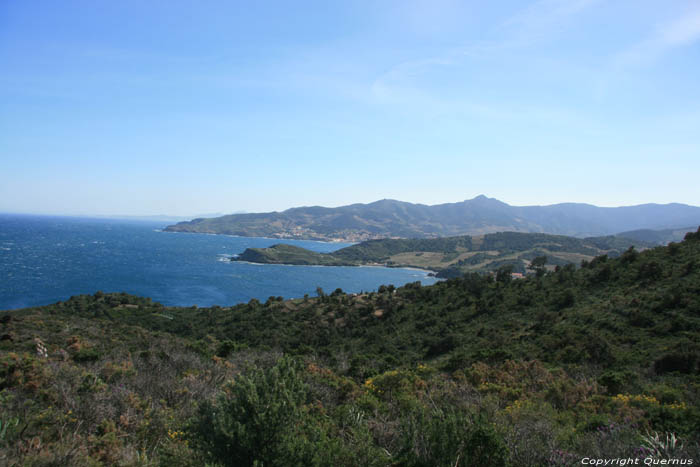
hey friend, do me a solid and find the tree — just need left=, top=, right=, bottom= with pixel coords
left=496, top=265, right=513, bottom=284
left=528, top=255, right=547, bottom=277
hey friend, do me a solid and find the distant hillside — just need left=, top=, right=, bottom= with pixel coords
left=164, top=196, right=700, bottom=241
left=236, top=244, right=354, bottom=266
left=233, top=231, right=651, bottom=277
left=615, top=226, right=698, bottom=245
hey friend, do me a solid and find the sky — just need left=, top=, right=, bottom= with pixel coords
left=1, top=0, right=699, bottom=216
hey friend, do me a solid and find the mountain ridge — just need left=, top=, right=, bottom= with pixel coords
left=164, top=196, right=700, bottom=242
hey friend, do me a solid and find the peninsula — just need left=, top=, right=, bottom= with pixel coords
left=232, top=231, right=652, bottom=277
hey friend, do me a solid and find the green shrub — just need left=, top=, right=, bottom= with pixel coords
left=398, top=409, right=510, bottom=467
left=215, top=339, right=239, bottom=358
left=397, top=408, right=471, bottom=467
left=464, top=420, right=510, bottom=467
left=599, top=370, right=637, bottom=395
left=73, top=347, right=100, bottom=363
left=551, top=289, right=575, bottom=310
left=188, top=356, right=309, bottom=466
left=654, top=353, right=698, bottom=375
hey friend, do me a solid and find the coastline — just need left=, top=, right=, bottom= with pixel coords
left=358, top=263, right=438, bottom=275
left=161, top=229, right=357, bottom=245
left=229, top=257, right=438, bottom=276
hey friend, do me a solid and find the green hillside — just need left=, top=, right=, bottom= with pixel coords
left=614, top=226, right=698, bottom=245
left=233, top=231, right=652, bottom=277
left=235, top=243, right=353, bottom=266
left=2, top=229, right=700, bottom=465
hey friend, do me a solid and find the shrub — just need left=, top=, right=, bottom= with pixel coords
left=215, top=339, right=239, bottom=358
left=620, top=247, right=639, bottom=264
left=496, top=265, right=513, bottom=284
left=552, top=289, right=575, bottom=310
left=591, top=263, right=612, bottom=284
left=637, top=261, right=663, bottom=282
left=683, top=227, right=700, bottom=241
left=599, top=370, right=637, bottom=395
left=654, top=353, right=698, bottom=375
left=73, top=347, right=100, bottom=363
left=398, top=409, right=509, bottom=467
left=667, top=242, right=680, bottom=255
left=464, top=420, right=510, bottom=467
left=188, top=356, right=309, bottom=466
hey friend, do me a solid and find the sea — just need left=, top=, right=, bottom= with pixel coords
left=0, top=214, right=438, bottom=311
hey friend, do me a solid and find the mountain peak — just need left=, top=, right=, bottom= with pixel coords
left=466, top=195, right=508, bottom=207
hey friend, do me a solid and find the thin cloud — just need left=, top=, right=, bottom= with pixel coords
left=615, top=8, right=700, bottom=67
left=371, top=0, right=599, bottom=106
left=660, top=9, right=700, bottom=46
left=501, top=0, right=601, bottom=44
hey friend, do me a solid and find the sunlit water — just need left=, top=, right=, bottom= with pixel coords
left=0, top=214, right=437, bottom=310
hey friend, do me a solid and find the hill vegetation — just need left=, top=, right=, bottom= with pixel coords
left=234, top=231, right=653, bottom=277
left=235, top=243, right=353, bottom=266
left=164, top=195, right=700, bottom=241
left=2, top=229, right=700, bottom=465
left=615, top=226, right=698, bottom=245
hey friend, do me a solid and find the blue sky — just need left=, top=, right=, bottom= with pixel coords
left=1, top=0, right=699, bottom=216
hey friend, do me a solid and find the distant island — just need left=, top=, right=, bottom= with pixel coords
left=164, top=195, right=700, bottom=242
left=232, top=231, right=656, bottom=277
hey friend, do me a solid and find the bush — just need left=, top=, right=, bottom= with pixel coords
left=188, top=356, right=308, bottom=466
left=638, top=261, right=663, bottom=282
left=215, top=339, right=239, bottom=358
left=552, top=289, right=575, bottom=310
left=398, top=409, right=510, bottom=467
left=620, top=247, right=639, bottom=264
left=653, top=353, right=699, bottom=375
left=590, top=263, right=612, bottom=284
left=464, top=421, right=510, bottom=467
left=684, top=227, right=700, bottom=241
left=496, top=265, right=513, bottom=284
left=599, top=370, right=637, bottom=395
left=72, top=347, right=100, bottom=363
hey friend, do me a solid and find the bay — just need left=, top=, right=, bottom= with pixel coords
left=0, top=214, right=438, bottom=310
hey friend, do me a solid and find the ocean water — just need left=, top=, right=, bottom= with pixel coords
left=0, top=214, right=438, bottom=310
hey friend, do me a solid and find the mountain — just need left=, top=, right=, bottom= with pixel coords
left=233, top=231, right=651, bottom=277
left=164, top=195, right=700, bottom=241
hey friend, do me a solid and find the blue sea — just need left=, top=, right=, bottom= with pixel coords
left=0, top=214, right=437, bottom=310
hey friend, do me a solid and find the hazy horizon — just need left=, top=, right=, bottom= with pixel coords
left=2, top=194, right=700, bottom=220
left=2, top=1, right=700, bottom=215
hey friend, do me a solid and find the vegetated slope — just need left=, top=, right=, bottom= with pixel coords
left=235, top=243, right=353, bottom=266
left=2, top=229, right=700, bottom=465
left=164, top=195, right=700, bottom=241
left=615, top=226, right=698, bottom=245
left=233, top=231, right=653, bottom=277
